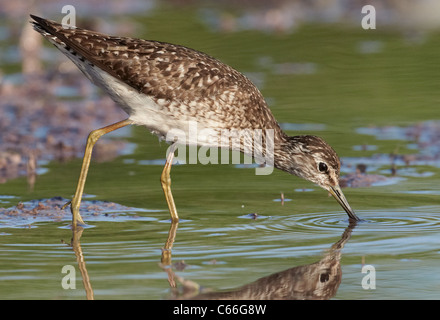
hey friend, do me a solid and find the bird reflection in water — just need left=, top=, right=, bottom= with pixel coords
left=67, top=219, right=356, bottom=300
left=167, top=220, right=357, bottom=300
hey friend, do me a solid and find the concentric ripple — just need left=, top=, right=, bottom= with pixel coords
left=221, top=206, right=440, bottom=236
left=354, top=208, right=440, bottom=233
left=279, top=207, right=440, bottom=234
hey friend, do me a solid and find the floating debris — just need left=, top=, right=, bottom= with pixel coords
left=0, top=197, right=157, bottom=228
left=340, top=121, right=440, bottom=188
left=357, top=121, right=440, bottom=168
left=340, top=171, right=397, bottom=188
left=273, top=192, right=293, bottom=205
left=238, top=213, right=270, bottom=220
left=248, top=212, right=259, bottom=219
left=340, top=163, right=403, bottom=188
left=172, top=260, right=189, bottom=271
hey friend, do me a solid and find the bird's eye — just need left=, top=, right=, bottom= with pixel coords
left=318, top=162, right=328, bottom=173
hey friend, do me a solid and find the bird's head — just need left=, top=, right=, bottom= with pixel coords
left=275, top=135, right=360, bottom=221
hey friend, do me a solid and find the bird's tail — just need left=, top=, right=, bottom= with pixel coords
left=30, top=15, right=67, bottom=44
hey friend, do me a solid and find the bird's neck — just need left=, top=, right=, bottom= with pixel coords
left=273, top=131, right=295, bottom=172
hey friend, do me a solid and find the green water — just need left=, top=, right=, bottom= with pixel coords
left=1, top=5, right=440, bottom=299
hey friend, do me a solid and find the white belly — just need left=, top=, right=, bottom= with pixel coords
left=92, top=65, right=225, bottom=147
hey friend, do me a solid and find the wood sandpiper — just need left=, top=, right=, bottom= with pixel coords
left=30, top=15, right=360, bottom=226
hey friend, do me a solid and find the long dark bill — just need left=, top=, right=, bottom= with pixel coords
left=328, top=185, right=360, bottom=221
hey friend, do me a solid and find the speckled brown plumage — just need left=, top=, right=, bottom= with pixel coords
left=30, top=15, right=279, bottom=135
left=30, top=15, right=360, bottom=221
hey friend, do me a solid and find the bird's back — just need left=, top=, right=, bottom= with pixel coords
left=31, top=15, right=281, bottom=139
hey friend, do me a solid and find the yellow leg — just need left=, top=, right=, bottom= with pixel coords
left=63, top=119, right=133, bottom=227
left=160, top=143, right=179, bottom=222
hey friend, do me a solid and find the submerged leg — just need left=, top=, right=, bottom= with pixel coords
left=64, top=119, right=133, bottom=227
left=160, top=143, right=179, bottom=222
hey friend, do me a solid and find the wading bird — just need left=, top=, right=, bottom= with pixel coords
left=30, top=15, right=360, bottom=226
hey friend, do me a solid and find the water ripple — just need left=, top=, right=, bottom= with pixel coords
left=216, top=207, right=440, bottom=236
left=356, top=210, right=440, bottom=233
